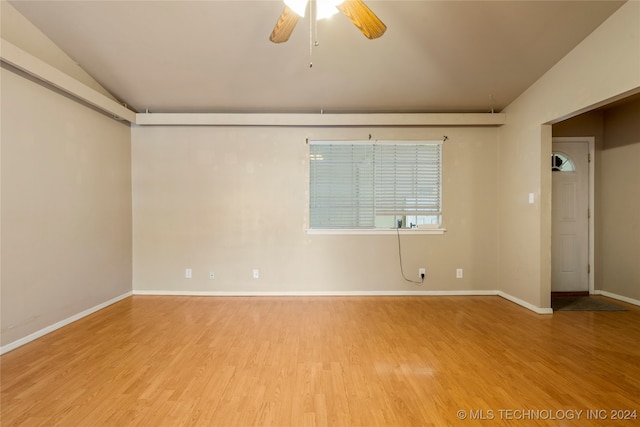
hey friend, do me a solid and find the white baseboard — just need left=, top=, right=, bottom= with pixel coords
left=133, top=289, right=500, bottom=297
left=593, top=290, right=640, bottom=307
left=497, top=291, right=554, bottom=314
left=0, top=291, right=132, bottom=355
left=134, top=289, right=552, bottom=314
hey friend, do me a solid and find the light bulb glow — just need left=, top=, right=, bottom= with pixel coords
left=283, top=0, right=344, bottom=20
left=316, top=0, right=339, bottom=20
left=284, top=0, right=308, bottom=17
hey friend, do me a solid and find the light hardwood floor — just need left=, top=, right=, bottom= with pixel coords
left=2, top=295, right=640, bottom=426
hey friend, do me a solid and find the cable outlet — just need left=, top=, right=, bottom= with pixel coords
left=419, top=268, right=425, bottom=279
left=185, top=268, right=192, bottom=279
left=253, top=269, right=260, bottom=279
left=209, top=272, right=215, bottom=280
left=456, top=268, right=463, bottom=279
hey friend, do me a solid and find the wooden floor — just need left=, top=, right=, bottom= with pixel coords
left=2, top=295, right=640, bottom=426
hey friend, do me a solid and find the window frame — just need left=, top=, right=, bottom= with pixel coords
left=306, top=140, right=446, bottom=235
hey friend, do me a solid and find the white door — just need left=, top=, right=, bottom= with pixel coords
left=551, top=142, right=589, bottom=292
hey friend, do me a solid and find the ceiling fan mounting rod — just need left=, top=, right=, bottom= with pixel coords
left=309, top=0, right=314, bottom=67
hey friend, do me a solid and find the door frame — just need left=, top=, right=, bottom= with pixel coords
left=552, top=137, right=595, bottom=294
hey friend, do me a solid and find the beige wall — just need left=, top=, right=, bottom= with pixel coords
left=553, top=111, right=604, bottom=143
left=600, top=98, right=640, bottom=300
left=0, top=67, right=132, bottom=347
left=497, top=1, right=640, bottom=309
left=132, top=126, right=498, bottom=293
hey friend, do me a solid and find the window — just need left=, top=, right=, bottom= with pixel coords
left=551, top=153, right=575, bottom=172
left=309, top=140, right=442, bottom=231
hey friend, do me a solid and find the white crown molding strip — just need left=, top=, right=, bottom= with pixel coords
left=0, top=291, right=133, bottom=355
left=0, top=38, right=136, bottom=123
left=1, top=39, right=505, bottom=128
left=134, top=112, right=506, bottom=127
left=593, top=290, right=640, bottom=307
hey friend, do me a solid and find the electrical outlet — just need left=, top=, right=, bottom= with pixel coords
left=253, top=269, right=260, bottom=279
left=419, top=268, right=426, bottom=279
left=209, top=272, right=215, bottom=280
left=185, top=268, right=192, bottom=279
left=456, top=268, right=463, bottom=279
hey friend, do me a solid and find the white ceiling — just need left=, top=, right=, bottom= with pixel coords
left=9, top=0, right=625, bottom=114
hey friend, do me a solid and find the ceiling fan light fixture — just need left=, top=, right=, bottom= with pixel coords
left=284, top=0, right=308, bottom=17
left=271, top=0, right=385, bottom=43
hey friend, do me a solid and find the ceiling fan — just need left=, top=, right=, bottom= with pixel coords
left=270, top=0, right=387, bottom=43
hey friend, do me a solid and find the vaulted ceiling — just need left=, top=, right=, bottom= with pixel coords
left=9, top=0, right=626, bottom=114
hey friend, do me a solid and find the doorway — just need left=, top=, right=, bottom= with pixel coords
left=551, top=138, right=594, bottom=293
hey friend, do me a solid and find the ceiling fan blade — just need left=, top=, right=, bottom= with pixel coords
left=270, top=6, right=301, bottom=43
left=337, top=0, right=387, bottom=40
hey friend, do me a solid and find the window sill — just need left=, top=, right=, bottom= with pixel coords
left=306, top=228, right=447, bottom=235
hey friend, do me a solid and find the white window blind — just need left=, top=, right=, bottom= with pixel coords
left=309, top=141, right=442, bottom=229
